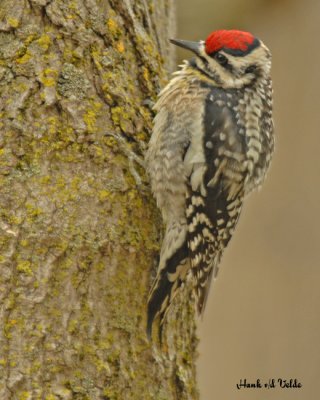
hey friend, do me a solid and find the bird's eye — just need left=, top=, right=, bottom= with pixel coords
left=214, top=52, right=229, bottom=66
left=245, top=65, right=257, bottom=74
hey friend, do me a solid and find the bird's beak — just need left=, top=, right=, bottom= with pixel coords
left=170, top=39, right=201, bottom=56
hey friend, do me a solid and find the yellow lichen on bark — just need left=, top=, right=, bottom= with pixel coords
left=0, top=0, right=198, bottom=399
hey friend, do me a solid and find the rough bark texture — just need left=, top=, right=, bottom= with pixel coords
left=0, top=1, right=198, bottom=399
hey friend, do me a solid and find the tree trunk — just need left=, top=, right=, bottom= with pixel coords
left=0, top=1, right=198, bottom=399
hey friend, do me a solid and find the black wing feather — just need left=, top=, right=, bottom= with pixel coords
left=187, top=88, right=246, bottom=314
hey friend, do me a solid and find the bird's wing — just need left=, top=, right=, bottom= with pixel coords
left=185, top=92, right=246, bottom=314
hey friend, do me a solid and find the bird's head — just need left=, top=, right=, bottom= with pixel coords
left=171, top=29, right=271, bottom=88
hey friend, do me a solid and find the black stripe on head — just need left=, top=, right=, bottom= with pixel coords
left=210, top=52, right=234, bottom=73
left=189, top=57, right=223, bottom=85
left=222, top=38, right=260, bottom=57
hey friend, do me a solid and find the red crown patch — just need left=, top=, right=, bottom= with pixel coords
left=205, top=30, right=256, bottom=55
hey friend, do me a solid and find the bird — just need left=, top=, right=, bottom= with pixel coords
left=145, top=29, right=274, bottom=339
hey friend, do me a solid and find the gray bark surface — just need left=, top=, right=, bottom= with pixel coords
left=0, top=0, right=198, bottom=399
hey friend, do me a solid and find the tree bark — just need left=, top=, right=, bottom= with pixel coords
left=0, top=1, right=198, bottom=399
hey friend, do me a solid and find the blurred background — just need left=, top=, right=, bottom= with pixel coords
left=175, top=0, right=320, bottom=399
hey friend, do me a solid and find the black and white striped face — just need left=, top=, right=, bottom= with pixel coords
left=170, top=30, right=271, bottom=89
left=194, top=41, right=271, bottom=88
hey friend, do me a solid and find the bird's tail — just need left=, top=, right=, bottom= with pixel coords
left=147, top=223, right=189, bottom=340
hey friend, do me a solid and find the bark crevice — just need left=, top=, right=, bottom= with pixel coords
left=0, top=1, right=198, bottom=398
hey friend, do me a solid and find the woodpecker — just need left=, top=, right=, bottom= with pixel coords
left=146, top=30, right=274, bottom=339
